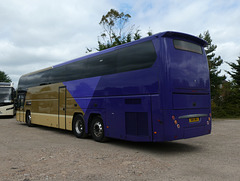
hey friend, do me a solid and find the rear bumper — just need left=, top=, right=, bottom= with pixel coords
left=152, top=123, right=211, bottom=142
left=183, top=125, right=211, bottom=139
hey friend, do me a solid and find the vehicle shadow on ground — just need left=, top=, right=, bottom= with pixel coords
left=17, top=122, right=74, bottom=136
left=17, top=122, right=202, bottom=154
left=108, top=139, right=202, bottom=155
left=0, top=116, right=15, bottom=119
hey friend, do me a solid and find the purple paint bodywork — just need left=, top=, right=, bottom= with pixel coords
left=62, top=31, right=211, bottom=142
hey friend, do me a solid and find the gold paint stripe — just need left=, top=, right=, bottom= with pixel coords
left=31, top=112, right=73, bottom=131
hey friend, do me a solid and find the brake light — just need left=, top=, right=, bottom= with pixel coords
left=172, top=115, right=180, bottom=128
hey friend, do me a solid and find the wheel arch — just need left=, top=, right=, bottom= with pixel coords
left=25, top=109, right=31, bottom=122
left=72, top=112, right=84, bottom=129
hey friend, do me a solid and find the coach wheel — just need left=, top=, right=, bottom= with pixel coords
left=26, top=111, right=32, bottom=127
left=91, top=116, right=107, bottom=142
left=73, top=114, right=88, bottom=138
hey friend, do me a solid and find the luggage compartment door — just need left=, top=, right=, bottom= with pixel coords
left=58, top=86, right=66, bottom=129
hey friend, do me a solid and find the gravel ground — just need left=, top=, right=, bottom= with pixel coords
left=0, top=117, right=239, bottom=181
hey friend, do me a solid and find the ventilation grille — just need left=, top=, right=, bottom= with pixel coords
left=125, top=112, right=148, bottom=136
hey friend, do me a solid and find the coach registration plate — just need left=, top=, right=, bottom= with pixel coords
left=189, top=117, right=199, bottom=123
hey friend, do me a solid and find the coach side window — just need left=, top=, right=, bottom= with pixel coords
left=116, top=41, right=157, bottom=73
left=85, top=52, right=117, bottom=78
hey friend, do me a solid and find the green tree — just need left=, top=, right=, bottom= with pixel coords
left=212, top=80, right=240, bottom=118
left=87, top=9, right=152, bottom=52
left=99, top=9, right=131, bottom=46
left=199, top=30, right=226, bottom=100
left=147, top=29, right=153, bottom=36
left=220, top=56, right=240, bottom=118
left=226, top=56, right=240, bottom=87
left=0, top=70, right=12, bottom=82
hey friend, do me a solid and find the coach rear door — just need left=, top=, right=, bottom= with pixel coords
left=16, top=93, right=25, bottom=122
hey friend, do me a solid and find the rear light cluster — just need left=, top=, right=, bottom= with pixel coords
left=172, top=115, right=180, bottom=129
left=207, top=113, right=212, bottom=125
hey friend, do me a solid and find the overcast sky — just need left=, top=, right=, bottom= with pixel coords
left=1, top=0, right=240, bottom=87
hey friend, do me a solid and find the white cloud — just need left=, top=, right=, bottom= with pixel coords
left=0, top=0, right=116, bottom=86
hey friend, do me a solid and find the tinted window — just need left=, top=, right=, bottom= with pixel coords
left=174, top=40, right=203, bottom=54
left=86, top=52, right=117, bottom=78
left=117, top=41, right=157, bottom=72
left=18, top=40, right=157, bottom=90
left=17, top=94, right=25, bottom=108
left=18, top=70, right=50, bottom=90
left=48, top=67, right=66, bottom=84
left=65, top=59, right=88, bottom=80
left=0, top=87, right=11, bottom=103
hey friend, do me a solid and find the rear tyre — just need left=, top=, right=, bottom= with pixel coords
left=91, top=116, right=107, bottom=142
left=72, top=114, right=88, bottom=138
left=26, top=111, right=32, bottom=127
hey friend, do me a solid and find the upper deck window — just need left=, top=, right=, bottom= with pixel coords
left=174, top=40, right=203, bottom=54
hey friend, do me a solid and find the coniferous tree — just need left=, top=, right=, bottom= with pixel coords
left=223, top=56, right=240, bottom=117
left=0, top=70, right=12, bottom=82
left=226, top=56, right=240, bottom=87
